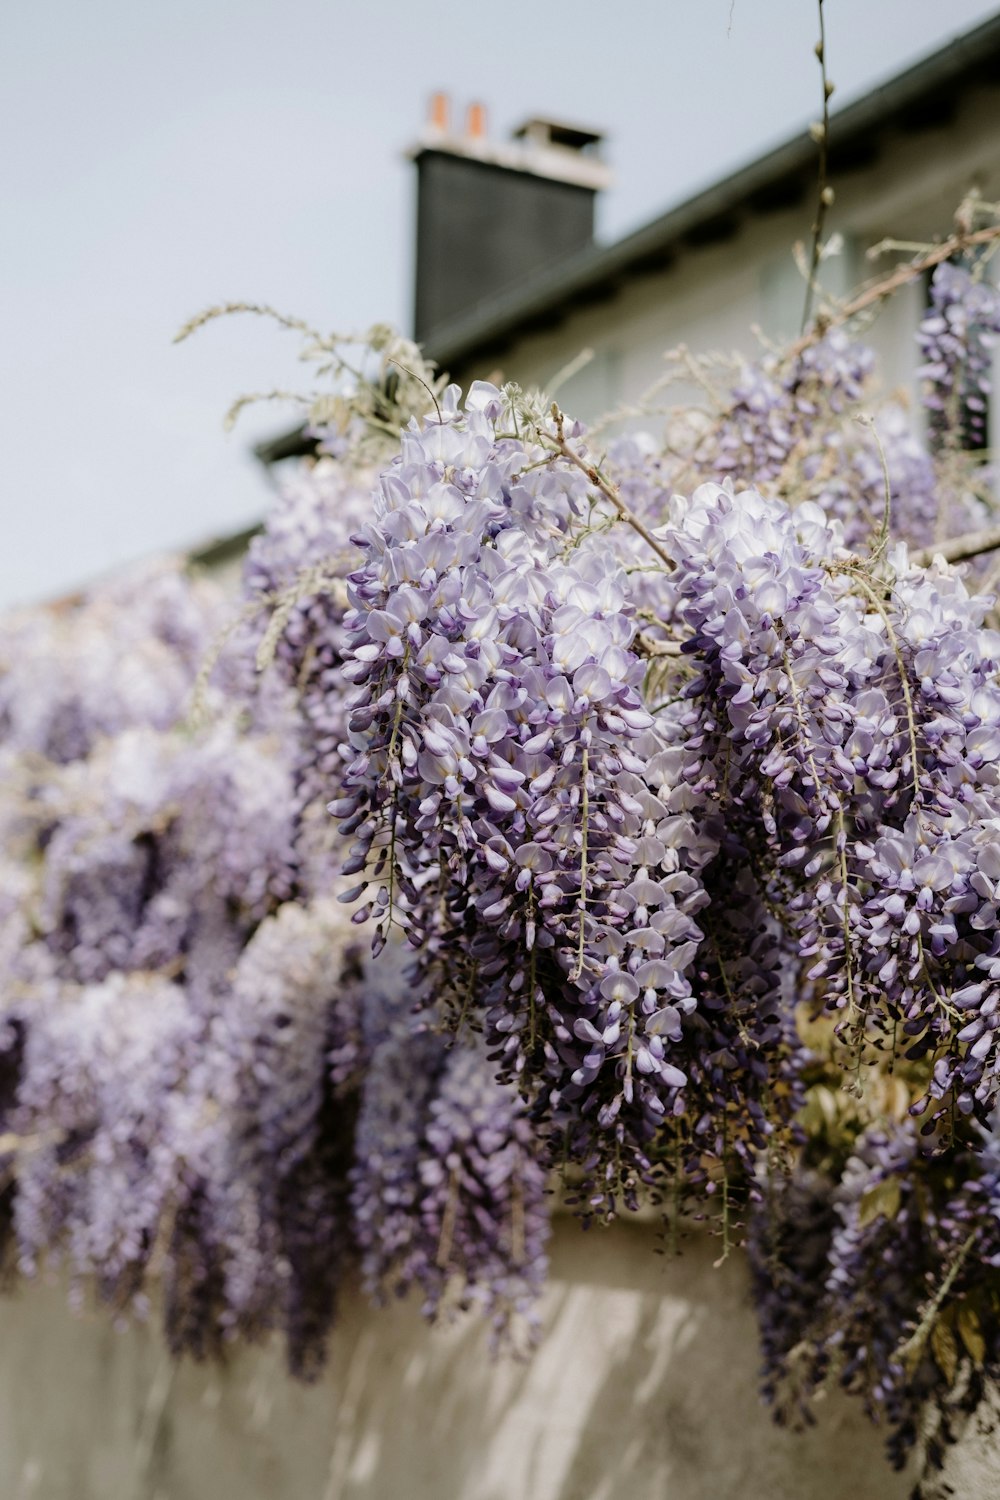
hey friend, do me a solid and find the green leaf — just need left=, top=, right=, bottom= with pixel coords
left=857, top=1178, right=901, bottom=1229
left=957, top=1304, right=986, bottom=1368
left=931, top=1316, right=959, bottom=1385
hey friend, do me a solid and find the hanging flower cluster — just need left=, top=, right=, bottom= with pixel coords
left=749, top=1110, right=1000, bottom=1473
left=918, top=261, right=1000, bottom=450
left=332, top=385, right=715, bottom=1210
left=0, top=555, right=551, bottom=1371
left=1, top=231, right=1000, bottom=1495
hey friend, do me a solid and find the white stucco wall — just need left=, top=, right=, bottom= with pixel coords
left=456, top=83, right=1000, bottom=436
left=2, top=1219, right=996, bottom=1500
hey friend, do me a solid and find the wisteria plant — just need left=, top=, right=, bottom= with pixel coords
left=2, top=210, right=1000, bottom=1494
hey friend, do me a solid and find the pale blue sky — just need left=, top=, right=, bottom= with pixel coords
left=2, top=0, right=999, bottom=606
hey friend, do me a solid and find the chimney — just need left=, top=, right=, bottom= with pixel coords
left=409, top=97, right=610, bottom=345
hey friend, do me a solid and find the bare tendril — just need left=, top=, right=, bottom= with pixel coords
left=801, top=0, right=835, bottom=333
left=173, top=301, right=325, bottom=346
left=856, top=414, right=893, bottom=563
left=386, top=356, right=442, bottom=426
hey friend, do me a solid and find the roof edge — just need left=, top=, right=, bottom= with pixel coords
left=422, top=13, right=1000, bottom=368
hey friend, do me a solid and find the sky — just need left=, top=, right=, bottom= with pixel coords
left=2, top=0, right=999, bottom=607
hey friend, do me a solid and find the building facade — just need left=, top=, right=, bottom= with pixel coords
left=410, top=18, right=1000, bottom=443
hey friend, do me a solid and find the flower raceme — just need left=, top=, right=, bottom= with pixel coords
left=331, top=384, right=716, bottom=1207
left=656, top=481, right=1000, bottom=1129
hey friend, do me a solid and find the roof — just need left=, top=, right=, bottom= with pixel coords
left=253, top=13, right=1000, bottom=472
left=422, top=13, right=1000, bottom=372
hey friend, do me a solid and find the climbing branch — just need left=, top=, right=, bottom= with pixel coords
left=786, top=220, right=1000, bottom=362
left=910, top=524, right=1000, bottom=569
left=551, top=412, right=676, bottom=571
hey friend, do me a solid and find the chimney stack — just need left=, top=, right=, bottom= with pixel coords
left=428, top=90, right=450, bottom=134
left=409, top=99, right=610, bottom=346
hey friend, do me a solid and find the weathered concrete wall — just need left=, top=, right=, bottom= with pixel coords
left=6, top=1217, right=987, bottom=1500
